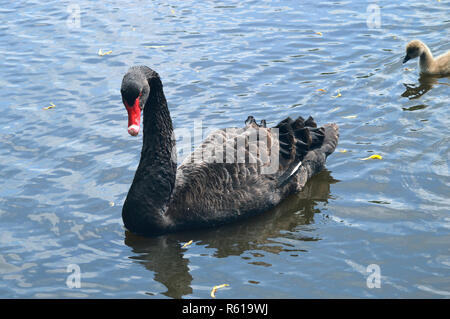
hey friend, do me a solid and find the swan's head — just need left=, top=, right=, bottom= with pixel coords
left=403, top=40, right=425, bottom=64
left=121, top=68, right=150, bottom=136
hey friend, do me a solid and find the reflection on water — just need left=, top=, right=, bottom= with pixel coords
left=124, top=170, right=336, bottom=298
left=0, top=0, right=449, bottom=298
left=401, top=74, right=449, bottom=100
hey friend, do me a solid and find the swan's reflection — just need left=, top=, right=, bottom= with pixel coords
left=124, top=169, right=338, bottom=298
left=401, top=74, right=449, bottom=100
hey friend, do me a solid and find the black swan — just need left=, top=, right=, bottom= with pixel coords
left=120, top=66, right=339, bottom=236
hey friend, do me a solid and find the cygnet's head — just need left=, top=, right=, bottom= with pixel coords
left=403, top=40, right=426, bottom=64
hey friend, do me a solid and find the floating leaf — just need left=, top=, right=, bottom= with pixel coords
left=171, top=8, right=175, bottom=14
left=211, top=284, right=229, bottom=298
left=339, top=149, right=348, bottom=153
left=315, top=32, right=323, bottom=36
left=342, top=115, right=357, bottom=119
left=332, top=91, right=342, bottom=98
left=43, top=102, right=56, bottom=110
left=360, top=154, right=383, bottom=160
left=181, top=240, right=193, bottom=248
left=109, top=201, right=115, bottom=207
left=98, top=49, right=112, bottom=56
left=316, top=89, right=326, bottom=92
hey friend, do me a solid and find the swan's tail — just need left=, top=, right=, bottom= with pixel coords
left=301, top=121, right=339, bottom=182
left=273, top=116, right=338, bottom=187
left=321, top=123, right=339, bottom=157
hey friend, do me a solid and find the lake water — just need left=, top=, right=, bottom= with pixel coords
left=0, top=0, right=449, bottom=298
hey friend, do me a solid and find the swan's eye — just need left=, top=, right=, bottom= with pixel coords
left=407, top=47, right=418, bottom=55
left=122, top=89, right=141, bottom=108
left=122, top=97, right=133, bottom=108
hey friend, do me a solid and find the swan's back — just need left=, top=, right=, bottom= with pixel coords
left=167, top=115, right=339, bottom=229
left=435, top=51, right=450, bottom=75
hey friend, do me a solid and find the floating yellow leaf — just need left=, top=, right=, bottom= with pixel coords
left=211, top=284, right=229, bottom=298
left=171, top=9, right=175, bottom=14
left=360, top=154, right=383, bottom=160
left=181, top=240, right=193, bottom=248
left=98, top=49, right=112, bottom=56
left=43, top=102, right=56, bottom=110
left=339, top=149, right=348, bottom=153
left=332, top=91, right=342, bottom=98
left=317, top=89, right=326, bottom=92
left=315, top=32, right=323, bottom=36
left=342, top=115, right=357, bottom=119
left=109, top=201, right=115, bottom=207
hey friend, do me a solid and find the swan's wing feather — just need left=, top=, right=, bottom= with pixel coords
left=170, top=116, right=338, bottom=224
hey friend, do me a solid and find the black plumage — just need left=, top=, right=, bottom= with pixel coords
left=120, top=66, right=339, bottom=236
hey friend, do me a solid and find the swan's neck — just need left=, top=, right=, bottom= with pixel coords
left=123, top=75, right=177, bottom=235
left=419, top=45, right=434, bottom=73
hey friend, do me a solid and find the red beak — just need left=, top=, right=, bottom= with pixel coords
left=124, top=97, right=141, bottom=136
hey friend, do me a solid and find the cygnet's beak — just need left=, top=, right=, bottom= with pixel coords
left=402, top=55, right=410, bottom=64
